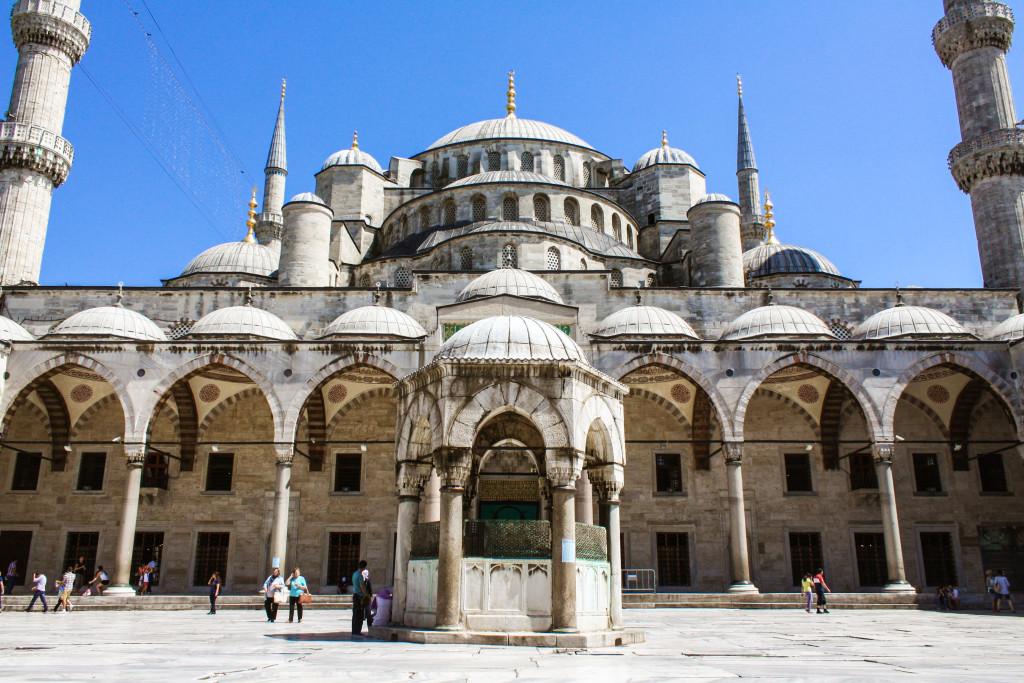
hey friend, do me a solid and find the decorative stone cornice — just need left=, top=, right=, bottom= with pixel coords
left=933, top=1, right=1014, bottom=68
left=11, top=0, right=91, bottom=64
left=872, top=442, right=896, bottom=464
left=948, top=129, right=1024, bottom=192
left=433, top=447, right=471, bottom=489
left=0, top=122, right=74, bottom=186
left=397, top=461, right=431, bottom=497
left=724, top=441, right=744, bottom=464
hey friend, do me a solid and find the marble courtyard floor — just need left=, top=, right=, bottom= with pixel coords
left=0, top=607, right=1020, bottom=681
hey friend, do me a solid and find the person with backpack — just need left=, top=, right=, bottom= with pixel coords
left=812, top=568, right=831, bottom=614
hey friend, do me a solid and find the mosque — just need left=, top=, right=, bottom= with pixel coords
left=0, top=0, right=1022, bottom=624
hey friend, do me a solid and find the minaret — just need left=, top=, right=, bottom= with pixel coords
left=256, top=79, right=287, bottom=256
left=736, top=76, right=764, bottom=252
left=0, top=1, right=90, bottom=285
left=935, top=1, right=1024, bottom=288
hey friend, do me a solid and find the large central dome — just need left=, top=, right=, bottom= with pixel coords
left=426, top=118, right=595, bottom=152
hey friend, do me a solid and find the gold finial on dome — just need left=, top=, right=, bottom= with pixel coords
left=762, top=190, right=778, bottom=244
left=243, top=187, right=258, bottom=244
left=661, top=130, right=668, bottom=148
left=281, top=78, right=286, bottom=100
left=352, top=131, right=359, bottom=149
left=737, top=74, right=743, bottom=97
left=505, top=70, right=516, bottom=119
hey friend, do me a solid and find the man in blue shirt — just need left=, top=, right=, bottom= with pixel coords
left=351, top=560, right=369, bottom=636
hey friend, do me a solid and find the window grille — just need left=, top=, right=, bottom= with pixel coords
left=784, top=453, right=813, bottom=492
left=979, top=452, right=1008, bottom=492
left=460, top=247, right=473, bottom=270
left=612, top=214, right=621, bottom=241
left=647, top=273, right=656, bottom=287
left=430, top=161, right=441, bottom=187
left=359, top=274, right=372, bottom=287
left=501, top=244, right=518, bottom=268
left=913, top=453, right=942, bottom=492
left=920, top=532, right=958, bottom=586
left=788, top=532, right=823, bottom=586
left=443, top=200, right=457, bottom=226
left=655, top=453, right=684, bottom=493
left=132, top=532, right=164, bottom=586
left=553, top=155, right=565, bottom=181
left=193, top=532, right=229, bottom=586
left=456, top=155, right=468, bottom=178
left=205, top=453, right=234, bottom=492
left=627, top=226, right=635, bottom=250
left=11, top=452, right=41, bottom=490
left=327, top=532, right=361, bottom=585
left=419, top=207, right=430, bottom=231
left=591, top=205, right=603, bottom=231
left=77, top=452, right=106, bottom=491
left=854, top=533, right=887, bottom=587
left=394, top=268, right=412, bottom=288
left=546, top=247, right=560, bottom=270
left=582, top=163, right=591, bottom=187
left=168, top=318, right=195, bottom=340
left=472, top=196, right=486, bottom=222
left=610, top=269, right=623, bottom=287
left=334, top=453, right=362, bottom=492
left=142, top=451, right=169, bottom=489
left=521, top=152, right=534, bottom=172
left=533, top=195, right=550, bottom=221
left=63, top=532, right=99, bottom=583
left=849, top=452, right=878, bottom=490
left=656, top=532, right=691, bottom=586
left=487, top=151, right=501, bottom=171
left=502, top=195, right=518, bottom=221
left=564, top=199, right=579, bottom=226
left=829, top=321, right=852, bottom=340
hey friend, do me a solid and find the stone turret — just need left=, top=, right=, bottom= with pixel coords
left=686, top=194, right=744, bottom=287
left=279, top=192, right=334, bottom=286
left=736, top=76, right=766, bottom=252
left=0, top=0, right=91, bottom=285
left=935, top=0, right=1024, bottom=288
left=256, top=79, right=287, bottom=257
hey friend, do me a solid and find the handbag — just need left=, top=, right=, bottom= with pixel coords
left=273, top=591, right=287, bottom=604
left=299, top=592, right=312, bottom=605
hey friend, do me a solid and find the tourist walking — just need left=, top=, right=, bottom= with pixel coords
left=207, top=572, right=221, bottom=614
left=86, top=566, right=109, bottom=595
left=992, top=569, right=1015, bottom=613
left=5, top=559, right=18, bottom=595
left=285, top=567, right=308, bottom=623
left=986, top=569, right=999, bottom=611
left=812, top=568, right=831, bottom=614
left=25, top=571, right=48, bottom=612
left=352, top=560, right=370, bottom=636
left=800, top=573, right=813, bottom=612
left=260, top=568, right=285, bottom=622
left=56, top=566, right=76, bottom=612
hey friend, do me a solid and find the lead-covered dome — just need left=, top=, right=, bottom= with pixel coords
left=181, top=241, right=279, bottom=278
left=853, top=305, right=970, bottom=340
left=320, top=305, right=427, bottom=339
left=436, top=315, right=586, bottom=362
left=426, top=118, right=595, bottom=152
left=320, top=146, right=383, bottom=175
left=693, top=193, right=734, bottom=206
left=456, top=268, right=564, bottom=304
left=287, top=192, right=328, bottom=206
left=49, top=305, right=168, bottom=341
left=721, top=304, right=833, bottom=340
left=743, top=242, right=841, bottom=278
left=591, top=305, right=699, bottom=340
left=189, top=305, right=296, bottom=340
left=989, top=313, right=1024, bottom=341
left=0, top=316, right=34, bottom=341
left=633, top=143, right=699, bottom=172
left=446, top=170, right=568, bottom=189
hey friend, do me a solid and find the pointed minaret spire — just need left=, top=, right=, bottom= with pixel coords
left=266, top=79, right=287, bottom=176
left=737, top=76, right=757, bottom=172
left=736, top=74, right=763, bottom=251
left=257, top=80, right=288, bottom=256
left=506, top=71, right=517, bottom=119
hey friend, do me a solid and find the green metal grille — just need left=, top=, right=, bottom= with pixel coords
left=575, top=523, right=608, bottom=561
left=410, top=522, right=440, bottom=560
left=465, top=520, right=551, bottom=559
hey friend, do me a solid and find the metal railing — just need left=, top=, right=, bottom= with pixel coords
left=622, top=568, right=657, bottom=593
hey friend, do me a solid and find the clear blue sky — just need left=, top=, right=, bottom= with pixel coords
left=2, top=0, right=1019, bottom=288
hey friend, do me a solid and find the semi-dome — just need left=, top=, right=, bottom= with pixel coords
left=49, top=305, right=168, bottom=341
left=426, top=118, right=595, bottom=152
left=181, top=241, right=279, bottom=278
left=693, top=193, right=734, bottom=206
left=0, top=316, right=34, bottom=341
left=445, top=170, right=569, bottom=189
left=721, top=304, right=833, bottom=340
left=989, top=313, right=1024, bottom=341
left=632, top=144, right=699, bottom=172
left=320, top=305, right=427, bottom=339
left=743, top=242, right=841, bottom=277
left=591, top=305, right=699, bottom=339
left=456, top=268, right=564, bottom=304
left=287, top=192, right=328, bottom=205
left=320, top=147, right=383, bottom=175
left=188, top=304, right=296, bottom=340
left=436, top=315, right=587, bottom=362
left=853, top=305, right=970, bottom=340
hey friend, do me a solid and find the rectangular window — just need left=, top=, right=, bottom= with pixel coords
left=11, top=452, right=41, bottom=490
left=655, top=453, right=684, bottom=493
left=205, top=453, right=234, bottom=492
left=333, top=454, right=362, bottom=493
left=788, top=532, right=823, bottom=586
left=913, top=453, right=943, bottom=493
left=63, top=531, right=99, bottom=579
left=849, top=452, right=878, bottom=490
left=919, top=531, right=958, bottom=586
left=0, top=530, right=32, bottom=585
left=854, top=532, right=887, bottom=587
left=131, top=532, right=165, bottom=587
left=193, top=532, right=229, bottom=586
left=655, top=532, right=691, bottom=587
left=327, top=532, right=361, bottom=585
left=141, top=451, right=169, bottom=489
left=784, top=453, right=813, bottom=492
left=978, top=452, right=1008, bottom=493
left=76, top=452, right=106, bottom=491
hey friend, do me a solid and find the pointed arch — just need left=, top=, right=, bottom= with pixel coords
left=396, top=388, right=443, bottom=463
left=447, top=381, right=570, bottom=452
left=574, top=392, right=625, bottom=465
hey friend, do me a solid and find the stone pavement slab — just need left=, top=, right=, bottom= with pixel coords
left=0, top=607, right=1020, bottom=681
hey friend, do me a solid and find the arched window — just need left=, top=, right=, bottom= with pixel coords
left=627, top=225, right=634, bottom=250
left=456, top=155, right=469, bottom=179
left=610, top=269, right=623, bottom=287
left=472, top=195, right=487, bottom=222
left=553, top=155, right=565, bottom=181
left=359, top=274, right=372, bottom=287
left=521, top=151, right=534, bottom=172
left=533, top=194, right=550, bottom=221
left=410, top=168, right=424, bottom=188
left=582, top=163, right=591, bottom=188
left=460, top=247, right=473, bottom=271
left=564, top=198, right=579, bottom=226
left=501, top=244, right=518, bottom=268
left=502, top=194, right=519, bottom=221
left=580, top=258, right=588, bottom=270
left=400, top=215, right=409, bottom=239
left=442, top=199, right=457, bottom=226
left=591, top=205, right=604, bottom=231
left=430, top=161, right=441, bottom=188
left=487, top=151, right=501, bottom=172
left=647, top=273, right=656, bottom=287
left=546, top=247, right=560, bottom=270
left=612, top=213, right=622, bottom=241
left=419, top=206, right=431, bottom=231
left=394, top=267, right=412, bottom=288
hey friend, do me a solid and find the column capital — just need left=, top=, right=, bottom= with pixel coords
left=433, top=447, right=472, bottom=489
left=872, top=442, right=896, bottom=464
left=397, top=461, right=432, bottom=498
left=588, top=463, right=624, bottom=502
left=274, top=444, right=295, bottom=466
left=546, top=447, right=583, bottom=488
left=723, top=440, right=744, bottom=464
left=125, top=447, right=146, bottom=468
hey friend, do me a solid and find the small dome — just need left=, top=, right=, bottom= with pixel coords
left=456, top=268, right=564, bottom=304
left=287, top=192, right=328, bottom=206
left=853, top=305, right=970, bottom=340
left=189, top=305, right=296, bottom=340
left=989, top=313, right=1024, bottom=341
left=320, top=148, right=383, bottom=174
left=0, top=316, right=34, bottom=342
left=721, top=304, right=833, bottom=340
left=445, top=170, right=568, bottom=189
left=49, top=305, right=168, bottom=341
left=320, top=305, right=427, bottom=339
left=436, top=315, right=587, bottom=362
left=693, top=193, right=734, bottom=206
left=591, top=305, right=699, bottom=339
left=181, top=241, right=279, bottom=278
left=426, top=118, right=595, bottom=152
left=743, top=242, right=841, bottom=278
left=632, top=146, right=699, bottom=172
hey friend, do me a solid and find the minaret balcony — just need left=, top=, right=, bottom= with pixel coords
left=11, top=0, right=91, bottom=63
left=0, top=121, right=74, bottom=185
left=948, top=128, right=1024, bottom=192
left=933, top=1, right=1013, bottom=68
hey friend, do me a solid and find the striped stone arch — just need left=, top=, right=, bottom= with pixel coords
left=897, top=393, right=952, bottom=441
left=881, top=352, right=1022, bottom=442
left=574, top=392, right=625, bottom=465
left=611, top=353, right=734, bottom=441
left=323, top=387, right=394, bottom=436
left=70, top=393, right=123, bottom=436
left=751, top=387, right=821, bottom=437
left=396, top=389, right=443, bottom=463
left=625, top=387, right=690, bottom=426
left=446, top=381, right=570, bottom=451
left=196, top=387, right=271, bottom=442
left=733, top=352, right=881, bottom=443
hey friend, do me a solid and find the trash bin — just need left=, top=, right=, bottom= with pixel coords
left=372, top=587, right=392, bottom=626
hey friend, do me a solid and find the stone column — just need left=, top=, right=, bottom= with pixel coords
left=421, top=468, right=441, bottom=523
left=873, top=442, right=914, bottom=592
left=268, top=445, right=293, bottom=572
left=549, top=451, right=582, bottom=633
left=393, top=461, right=430, bottom=625
left=105, top=447, right=145, bottom=596
left=434, top=448, right=471, bottom=631
left=575, top=469, right=594, bottom=525
left=724, top=441, right=758, bottom=593
left=592, top=464, right=625, bottom=630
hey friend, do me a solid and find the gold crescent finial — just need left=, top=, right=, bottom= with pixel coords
left=661, top=130, right=668, bottom=148
left=737, top=74, right=743, bottom=97
left=243, top=187, right=258, bottom=243
left=352, top=131, right=358, bottom=149
left=281, top=78, right=286, bottom=100
left=506, top=70, right=516, bottom=118
left=762, top=189, right=775, bottom=242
